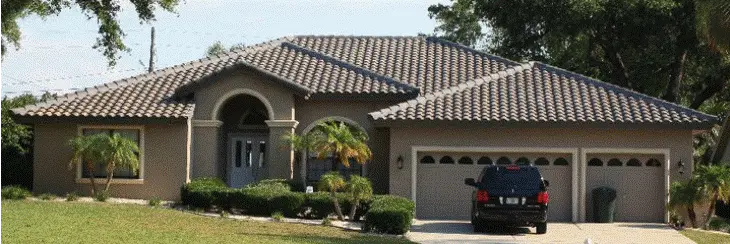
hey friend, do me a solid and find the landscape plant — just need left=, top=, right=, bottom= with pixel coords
left=1, top=185, right=31, bottom=200
left=669, top=179, right=707, bottom=228
left=69, top=133, right=139, bottom=196
left=318, top=172, right=347, bottom=220
left=346, top=175, right=373, bottom=221
left=694, top=164, right=730, bottom=228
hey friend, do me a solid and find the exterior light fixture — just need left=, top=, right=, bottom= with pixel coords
left=678, top=160, right=685, bottom=175
left=397, top=155, right=404, bottom=169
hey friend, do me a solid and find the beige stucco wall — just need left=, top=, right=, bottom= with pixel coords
left=190, top=68, right=297, bottom=181
left=294, top=99, right=395, bottom=193
left=388, top=126, right=693, bottom=221
left=33, top=122, right=190, bottom=200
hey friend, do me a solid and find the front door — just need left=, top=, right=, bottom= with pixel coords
left=228, top=134, right=267, bottom=188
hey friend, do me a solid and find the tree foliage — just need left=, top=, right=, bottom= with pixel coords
left=284, top=121, right=372, bottom=169
left=694, top=164, right=730, bottom=228
left=68, top=132, right=139, bottom=195
left=346, top=175, right=373, bottom=221
left=205, top=41, right=246, bottom=57
left=1, top=0, right=179, bottom=66
left=317, top=171, right=346, bottom=220
left=696, top=0, right=730, bottom=55
left=428, top=0, right=730, bottom=112
left=669, top=180, right=707, bottom=228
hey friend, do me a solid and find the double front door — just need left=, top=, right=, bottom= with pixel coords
left=228, top=134, right=267, bottom=188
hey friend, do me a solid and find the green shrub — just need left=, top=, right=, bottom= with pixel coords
left=1, top=186, right=31, bottom=200
left=270, top=192, right=305, bottom=217
left=38, top=193, right=57, bottom=201
left=66, top=191, right=80, bottom=201
left=363, top=195, right=415, bottom=234
left=181, top=177, right=228, bottom=208
left=303, top=192, right=334, bottom=219
left=321, top=218, right=332, bottom=226
left=271, top=211, right=284, bottom=222
left=148, top=197, right=162, bottom=206
left=708, top=217, right=730, bottom=232
left=94, top=190, right=111, bottom=202
left=234, top=184, right=291, bottom=216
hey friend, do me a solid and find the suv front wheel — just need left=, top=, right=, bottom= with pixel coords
left=535, top=222, right=547, bottom=234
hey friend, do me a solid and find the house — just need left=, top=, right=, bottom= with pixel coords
left=12, top=36, right=718, bottom=223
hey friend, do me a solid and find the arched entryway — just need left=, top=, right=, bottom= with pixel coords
left=300, top=117, right=368, bottom=185
left=217, top=94, right=271, bottom=188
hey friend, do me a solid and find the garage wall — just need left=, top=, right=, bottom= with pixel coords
left=388, top=126, right=693, bottom=220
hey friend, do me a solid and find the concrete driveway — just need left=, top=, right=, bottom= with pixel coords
left=406, top=220, right=694, bottom=244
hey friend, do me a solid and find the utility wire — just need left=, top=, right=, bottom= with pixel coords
left=3, top=68, right=143, bottom=86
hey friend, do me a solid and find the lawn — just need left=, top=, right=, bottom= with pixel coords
left=681, top=229, right=730, bottom=244
left=2, top=200, right=411, bottom=244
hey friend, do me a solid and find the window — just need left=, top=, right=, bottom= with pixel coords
left=535, top=158, right=550, bottom=166
left=496, top=157, right=512, bottom=165
left=607, top=158, right=622, bottom=166
left=440, top=156, right=455, bottom=164
left=588, top=158, right=603, bottom=166
left=477, top=156, right=493, bottom=165
left=646, top=158, right=662, bottom=167
left=515, top=157, right=531, bottom=165
left=306, top=155, right=362, bottom=183
left=80, top=127, right=142, bottom=179
left=626, top=158, right=641, bottom=167
left=554, top=158, right=569, bottom=166
left=458, top=156, right=474, bottom=165
left=420, top=156, right=435, bottom=164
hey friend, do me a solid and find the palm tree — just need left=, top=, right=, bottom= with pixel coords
left=318, top=171, right=346, bottom=220
left=694, top=164, right=730, bottom=228
left=669, top=180, right=707, bottom=228
left=69, top=133, right=140, bottom=195
left=101, top=133, right=140, bottom=191
left=346, top=175, right=373, bottom=221
left=69, top=134, right=107, bottom=195
left=284, top=120, right=372, bottom=182
left=696, top=0, right=730, bottom=55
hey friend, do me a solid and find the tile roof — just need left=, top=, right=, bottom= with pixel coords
left=369, top=62, right=718, bottom=126
left=12, top=35, right=719, bottom=127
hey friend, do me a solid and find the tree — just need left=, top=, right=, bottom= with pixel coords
left=694, top=164, right=730, bottom=228
left=206, top=41, right=246, bottom=57
left=669, top=180, right=707, bottom=228
left=317, top=171, right=346, bottom=220
left=2, top=0, right=179, bottom=66
left=696, top=0, right=730, bottom=55
left=428, top=0, right=730, bottom=110
left=346, top=175, right=373, bottom=221
left=68, top=132, right=139, bottom=195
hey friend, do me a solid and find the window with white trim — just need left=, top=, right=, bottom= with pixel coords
left=79, top=127, right=143, bottom=179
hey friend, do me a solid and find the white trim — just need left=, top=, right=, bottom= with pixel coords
left=76, top=178, right=144, bottom=184
left=192, top=120, right=223, bottom=127
left=186, top=118, right=193, bottom=183
left=76, top=125, right=145, bottom=184
left=264, top=120, right=299, bottom=128
left=210, top=88, right=275, bottom=120
left=410, top=146, right=580, bottom=222
left=580, top=148, right=671, bottom=223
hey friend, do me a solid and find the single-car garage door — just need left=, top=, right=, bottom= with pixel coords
left=585, top=154, right=665, bottom=222
left=416, top=151, right=574, bottom=221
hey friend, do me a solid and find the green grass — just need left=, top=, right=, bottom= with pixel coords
left=2, top=201, right=411, bottom=244
left=681, top=229, right=730, bottom=244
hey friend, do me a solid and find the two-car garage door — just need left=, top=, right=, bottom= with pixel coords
left=414, top=150, right=667, bottom=223
left=415, top=151, right=574, bottom=221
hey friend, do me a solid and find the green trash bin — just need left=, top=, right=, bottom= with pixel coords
left=592, top=187, right=617, bottom=223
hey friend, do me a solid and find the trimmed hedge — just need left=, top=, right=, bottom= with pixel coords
left=181, top=178, right=415, bottom=233
left=363, top=195, right=415, bottom=234
left=1, top=185, right=32, bottom=200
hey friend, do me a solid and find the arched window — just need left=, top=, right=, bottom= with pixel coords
left=496, top=157, right=512, bottom=165
left=440, top=156, right=455, bottom=164
left=607, top=158, right=622, bottom=166
left=420, top=156, right=435, bottom=164
left=515, top=157, right=531, bottom=165
left=646, top=158, right=662, bottom=167
left=458, top=156, right=474, bottom=165
left=588, top=158, right=603, bottom=166
left=554, top=158, right=569, bottom=166
left=535, top=158, right=550, bottom=166
left=477, top=156, right=493, bottom=165
left=626, top=158, right=641, bottom=167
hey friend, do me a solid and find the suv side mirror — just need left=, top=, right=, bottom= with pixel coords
left=543, top=180, right=550, bottom=188
left=464, top=178, right=476, bottom=187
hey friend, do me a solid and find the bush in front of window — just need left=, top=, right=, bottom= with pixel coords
left=94, top=190, right=111, bottom=202
left=66, top=191, right=80, bottom=201
left=1, top=186, right=31, bottom=200
left=270, top=192, right=305, bottom=218
left=181, top=177, right=228, bottom=209
left=363, top=195, right=415, bottom=235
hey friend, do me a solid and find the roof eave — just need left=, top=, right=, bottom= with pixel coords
left=369, top=118, right=717, bottom=130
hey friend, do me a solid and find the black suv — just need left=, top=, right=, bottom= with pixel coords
left=464, top=165, right=550, bottom=234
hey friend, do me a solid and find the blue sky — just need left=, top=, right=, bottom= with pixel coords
left=1, top=0, right=448, bottom=96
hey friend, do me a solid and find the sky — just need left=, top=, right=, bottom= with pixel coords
left=0, top=0, right=448, bottom=96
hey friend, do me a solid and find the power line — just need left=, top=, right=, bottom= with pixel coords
left=2, top=68, right=143, bottom=86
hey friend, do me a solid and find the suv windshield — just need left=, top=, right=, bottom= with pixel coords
left=480, top=167, right=541, bottom=190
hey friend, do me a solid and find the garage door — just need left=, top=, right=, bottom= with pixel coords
left=416, top=152, right=573, bottom=221
left=585, top=154, right=665, bottom=222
